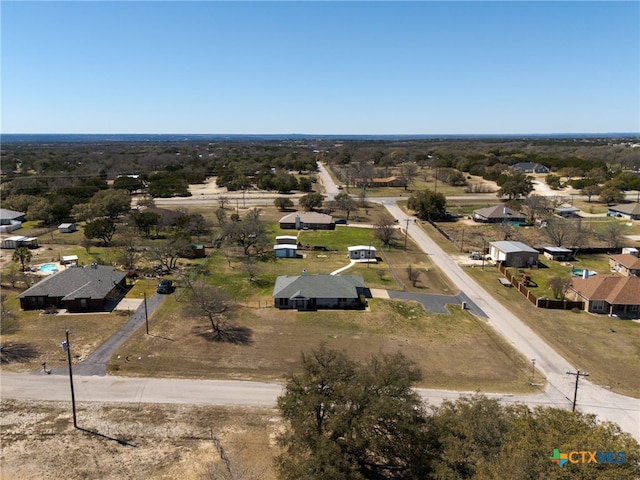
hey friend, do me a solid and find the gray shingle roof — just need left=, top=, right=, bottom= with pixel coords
left=18, top=265, right=126, bottom=301
left=473, top=205, right=525, bottom=220
left=0, top=208, right=25, bottom=221
left=273, top=274, right=365, bottom=299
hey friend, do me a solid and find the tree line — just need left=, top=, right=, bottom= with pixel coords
left=276, top=346, right=639, bottom=480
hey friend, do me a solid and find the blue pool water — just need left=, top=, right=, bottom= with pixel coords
left=40, top=263, right=58, bottom=273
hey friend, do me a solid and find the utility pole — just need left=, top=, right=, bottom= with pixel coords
left=403, top=218, right=410, bottom=251
left=62, top=329, right=78, bottom=429
left=531, top=358, right=536, bottom=378
left=143, top=291, right=149, bottom=335
left=566, top=370, right=589, bottom=412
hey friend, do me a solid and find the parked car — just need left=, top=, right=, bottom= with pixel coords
left=335, top=219, right=348, bottom=225
left=156, top=279, right=173, bottom=294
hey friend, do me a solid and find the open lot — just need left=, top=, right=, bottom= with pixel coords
left=1, top=399, right=279, bottom=480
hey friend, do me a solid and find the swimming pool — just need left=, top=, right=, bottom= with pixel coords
left=39, top=263, right=59, bottom=274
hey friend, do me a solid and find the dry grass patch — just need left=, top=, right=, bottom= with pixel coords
left=110, top=295, right=536, bottom=393
left=1, top=399, right=279, bottom=480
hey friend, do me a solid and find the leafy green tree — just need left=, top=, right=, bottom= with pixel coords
left=131, top=211, right=160, bottom=237
left=298, top=192, right=325, bottom=211
left=84, top=217, right=117, bottom=245
left=12, top=247, right=32, bottom=272
left=276, top=346, right=431, bottom=480
left=113, top=175, right=145, bottom=194
left=334, top=192, right=357, bottom=220
left=497, top=172, right=534, bottom=200
left=407, top=188, right=447, bottom=220
left=274, top=197, right=294, bottom=211
left=546, top=174, right=562, bottom=190
left=298, top=176, right=313, bottom=192
left=581, top=184, right=601, bottom=202
left=175, top=212, right=210, bottom=240
left=599, top=187, right=625, bottom=206
left=447, top=169, right=467, bottom=187
left=473, top=405, right=640, bottom=480
left=90, top=189, right=131, bottom=218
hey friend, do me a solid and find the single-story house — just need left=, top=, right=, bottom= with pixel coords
left=0, top=209, right=26, bottom=233
left=542, top=246, right=573, bottom=262
left=473, top=205, right=526, bottom=223
left=357, top=176, right=407, bottom=188
left=554, top=206, right=581, bottom=218
left=136, top=206, right=182, bottom=226
left=276, top=235, right=298, bottom=244
left=1, top=235, right=38, bottom=249
left=58, top=222, right=77, bottom=233
left=272, top=274, right=370, bottom=310
left=509, top=162, right=550, bottom=174
left=347, top=245, right=377, bottom=261
left=568, top=275, right=640, bottom=318
left=607, top=203, right=640, bottom=220
left=17, top=264, right=127, bottom=312
left=274, top=244, right=299, bottom=258
left=279, top=212, right=335, bottom=230
left=609, top=254, right=640, bottom=277
left=489, top=241, right=539, bottom=267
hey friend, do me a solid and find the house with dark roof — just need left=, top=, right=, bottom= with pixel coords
left=272, top=274, right=370, bottom=310
left=279, top=211, right=335, bottom=230
left=609, top=254, right=640, bottom=277
left=607, top=203, right=640, bottom=220
left=568, top=275, right=640, bottom=318
left=489, top=241, right=539, bottom=267
left=0, top=208, right=26, bottom=233
left=473, top=205, right=526, bottom=223
left=17, top=264, right=128, bottom=312
left=509, top=162, right=550, bottom=174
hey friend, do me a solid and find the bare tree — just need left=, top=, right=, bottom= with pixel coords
left=188, top=282, right=242, bottom=343
left=242, top=256, right=261, bottom=282
left=521, top=195, right=548, bottom=223
left=549, top=277, right=573, bottom=300
left=222, top=209, right=267, bottom=256
left=544, top=217, right=584, bottom=247
left=218, top=196, right=229, bottom=209
left=398, top=162, right=418, bottom=191
left=406, top=264, right=421, bottom=287
left=374, top=218, right=397, bottom=247
left=148, top=236, right=191, bottom=271
left=600, top=221, right=625, bottom=248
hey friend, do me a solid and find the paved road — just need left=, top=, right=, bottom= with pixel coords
left=376, top=198, right=640, bottom=441
left=0, top=371, right=570, bottom=412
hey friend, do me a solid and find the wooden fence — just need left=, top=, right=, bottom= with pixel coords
left=496, top=263, right=584, bottom=311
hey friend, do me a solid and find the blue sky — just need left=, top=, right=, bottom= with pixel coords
left=2, top=1, right=638, bottom=135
